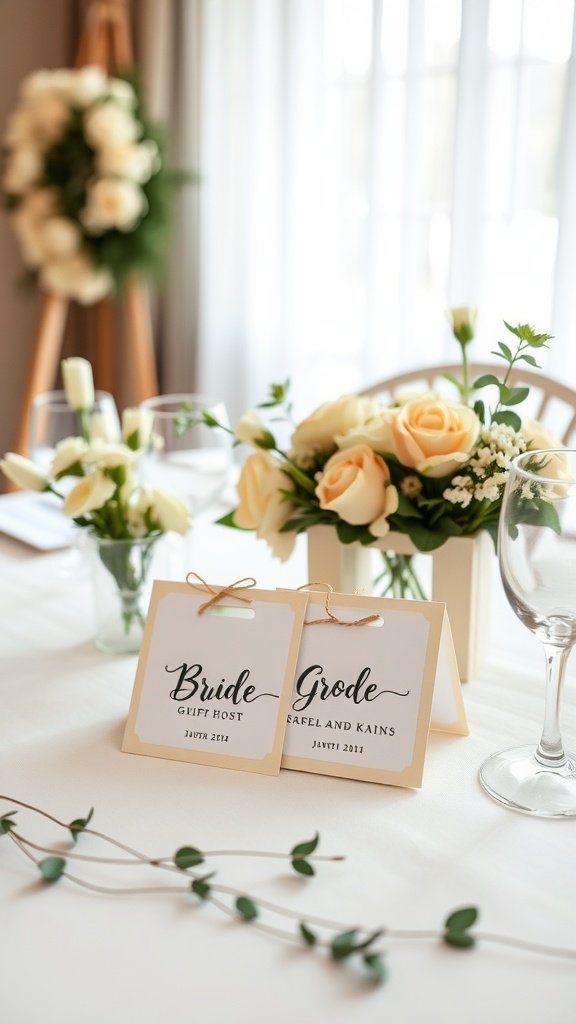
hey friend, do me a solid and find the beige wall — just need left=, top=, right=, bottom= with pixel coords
left=0, top=0, right=76, bottom=459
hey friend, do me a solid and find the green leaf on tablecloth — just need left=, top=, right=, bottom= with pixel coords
left=363, top=952, right=387, bottom=983
left=444, top=906, right=478, bottom=932
left=330, top=930, right=359, bottom=960
left=191, top=873, right=215, bottom=900
left=443, top=905, right=478, bottom=949
left=39, top=856, right=66, bottom=882
left=291, top=833, right=319, bottom=858
left=174, top=846, right=204, bottom=869
left=299, top=922, right=317, bottom=947
left=291, top=858, right=315, bottom=877
left=235, top=896, right=258, bottom=921
left=0, top=811, right=17, bottom=834
left=444, top=931, right=476, bottom=949
left=68, top=807, right=94, bottom=843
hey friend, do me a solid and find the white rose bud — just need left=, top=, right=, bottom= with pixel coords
left=234, top=410, right=270, bottom=447
left=122, top=407, right=154, bottom=449
left=82, top=440, right=137, bottom=469
left=89, top=411, right=119, bottom=443
left=51, top=436, right=89, bottom=476
left=63, top=471, right=116, bottom=518
left=61, top=357, right=95, bottom=411
left=0, top=452, right=48, bottom=492
left=147, top=487, right=190, bottom=534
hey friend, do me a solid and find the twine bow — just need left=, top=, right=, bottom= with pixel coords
left=186, top=572, right=256, bottom=615
left=298, top=583, right=380, bottom=627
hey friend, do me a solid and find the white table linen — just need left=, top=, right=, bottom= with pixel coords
left=1, top=509, right=575, bottom=1024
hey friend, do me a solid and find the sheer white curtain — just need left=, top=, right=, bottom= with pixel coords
left=192, top=0, right=576, bottom=421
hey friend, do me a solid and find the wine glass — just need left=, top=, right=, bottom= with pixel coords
left=479, top=448, right=576, bottom=817
left=140, top=394, right=232, bottom=514
left=29, top=389, right=120, bottom=470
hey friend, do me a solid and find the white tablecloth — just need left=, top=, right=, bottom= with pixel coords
left=1, top=510, right=575, bottom=1023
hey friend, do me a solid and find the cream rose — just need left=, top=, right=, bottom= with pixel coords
left=235, top=451, right=296, bottom=561
left=2, top=146, right=43, bottom=194
left=69, top=66, right=107, bottom=107
left=97, top=141, right=159, bottom=184
left=521, top=419, right=570, bottom=482
left=63, top=471, right=116, bottom=518
left=37, top=217, right=81, bottom=260
left=0, top=453, right=48, bottom=492
left=81, top=177, right=147, bottom=234
left=335, top=409, right=396, bottom=455
left=388, top=396, right=479, bottom=478
left=315, top=444, right=398, bottom=536
left=40, top=253, right=113, bottom=304
left=83, top=101, right=139, bottom=149
left=291, top=395, right=381, bottom=461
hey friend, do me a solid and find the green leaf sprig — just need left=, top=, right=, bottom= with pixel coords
left=2, top=795, right=576, bottom=990
left=471, top=321, right=553, bottom=431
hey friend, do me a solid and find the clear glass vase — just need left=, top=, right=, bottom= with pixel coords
left=87, top=533, right=162, bottom=654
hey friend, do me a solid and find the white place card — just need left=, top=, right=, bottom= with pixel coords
left=281, top=590, right=467, bottom=788
left=123, top=580, right=309, bottom=775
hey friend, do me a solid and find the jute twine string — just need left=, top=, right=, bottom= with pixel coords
left=298, top=583, right=380, bottom=628
left=186, top=572, right=256, bottom=615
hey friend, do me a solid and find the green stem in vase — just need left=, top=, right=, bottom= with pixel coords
left=375, top=552, right=428, bottom=601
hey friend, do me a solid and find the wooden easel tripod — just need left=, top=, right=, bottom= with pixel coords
left=12, top=0, right=158, bottom=460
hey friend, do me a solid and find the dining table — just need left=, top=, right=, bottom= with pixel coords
left=1, top=495, right=575, bottom=1024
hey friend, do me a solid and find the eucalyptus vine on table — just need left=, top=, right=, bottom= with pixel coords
left=2, top=796, right=574, bottom=989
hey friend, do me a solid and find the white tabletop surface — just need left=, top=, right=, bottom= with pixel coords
left=1, top=502, right=575, bottom=1024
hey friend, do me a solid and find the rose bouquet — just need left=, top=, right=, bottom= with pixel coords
left=202, top=316, right=565, bottom=597
left=1, top=66, right=171, bottom=303
left=1, top=358, right=189, bottom=636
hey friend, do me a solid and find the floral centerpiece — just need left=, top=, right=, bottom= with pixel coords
left=1, top=65, right=171, bottom=303
left=202, top=316, right=564, bottom=597
left=0, top=358, right=189, bottom=651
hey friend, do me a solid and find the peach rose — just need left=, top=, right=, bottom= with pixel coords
left=388, top=397, right=479, bottom=478
left=291, top=395, right=381, bottom=461
left=315, top=444, right=398, bottom=537
left=235, top=451, right=296, bottom=561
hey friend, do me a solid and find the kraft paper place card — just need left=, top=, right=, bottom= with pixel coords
left=281, top=589, right=467, bottom=789
left=122, top=579, right=309, bottom=775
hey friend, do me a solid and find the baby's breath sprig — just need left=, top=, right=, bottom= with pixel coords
left=2, top=795, right=576, bottom=990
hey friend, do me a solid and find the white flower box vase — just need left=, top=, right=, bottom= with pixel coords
left=306, top=525, right=494, bottom=682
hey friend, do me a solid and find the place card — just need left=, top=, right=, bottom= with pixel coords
left=122, top=579, right=309, bottom=775
left=281, top=589, right=467, bottom=788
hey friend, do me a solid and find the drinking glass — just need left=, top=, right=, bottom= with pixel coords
left=140, top=394, right=232, bottom=514
left=479, top=448, right=576, bottom=817
left=29, top=389, right=120, bottom=469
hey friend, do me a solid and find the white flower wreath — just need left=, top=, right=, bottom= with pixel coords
left=1, top=65, right=169, bottom=304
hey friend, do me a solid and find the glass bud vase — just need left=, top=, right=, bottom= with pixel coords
left=86, top=533, right=162, bottom=654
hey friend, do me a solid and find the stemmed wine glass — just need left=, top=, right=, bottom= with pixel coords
left=479, top=448, right=576, bottom=817
left=29, top=389, right=120, bottom=470
left=140, top=394, right=232, bottom=515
